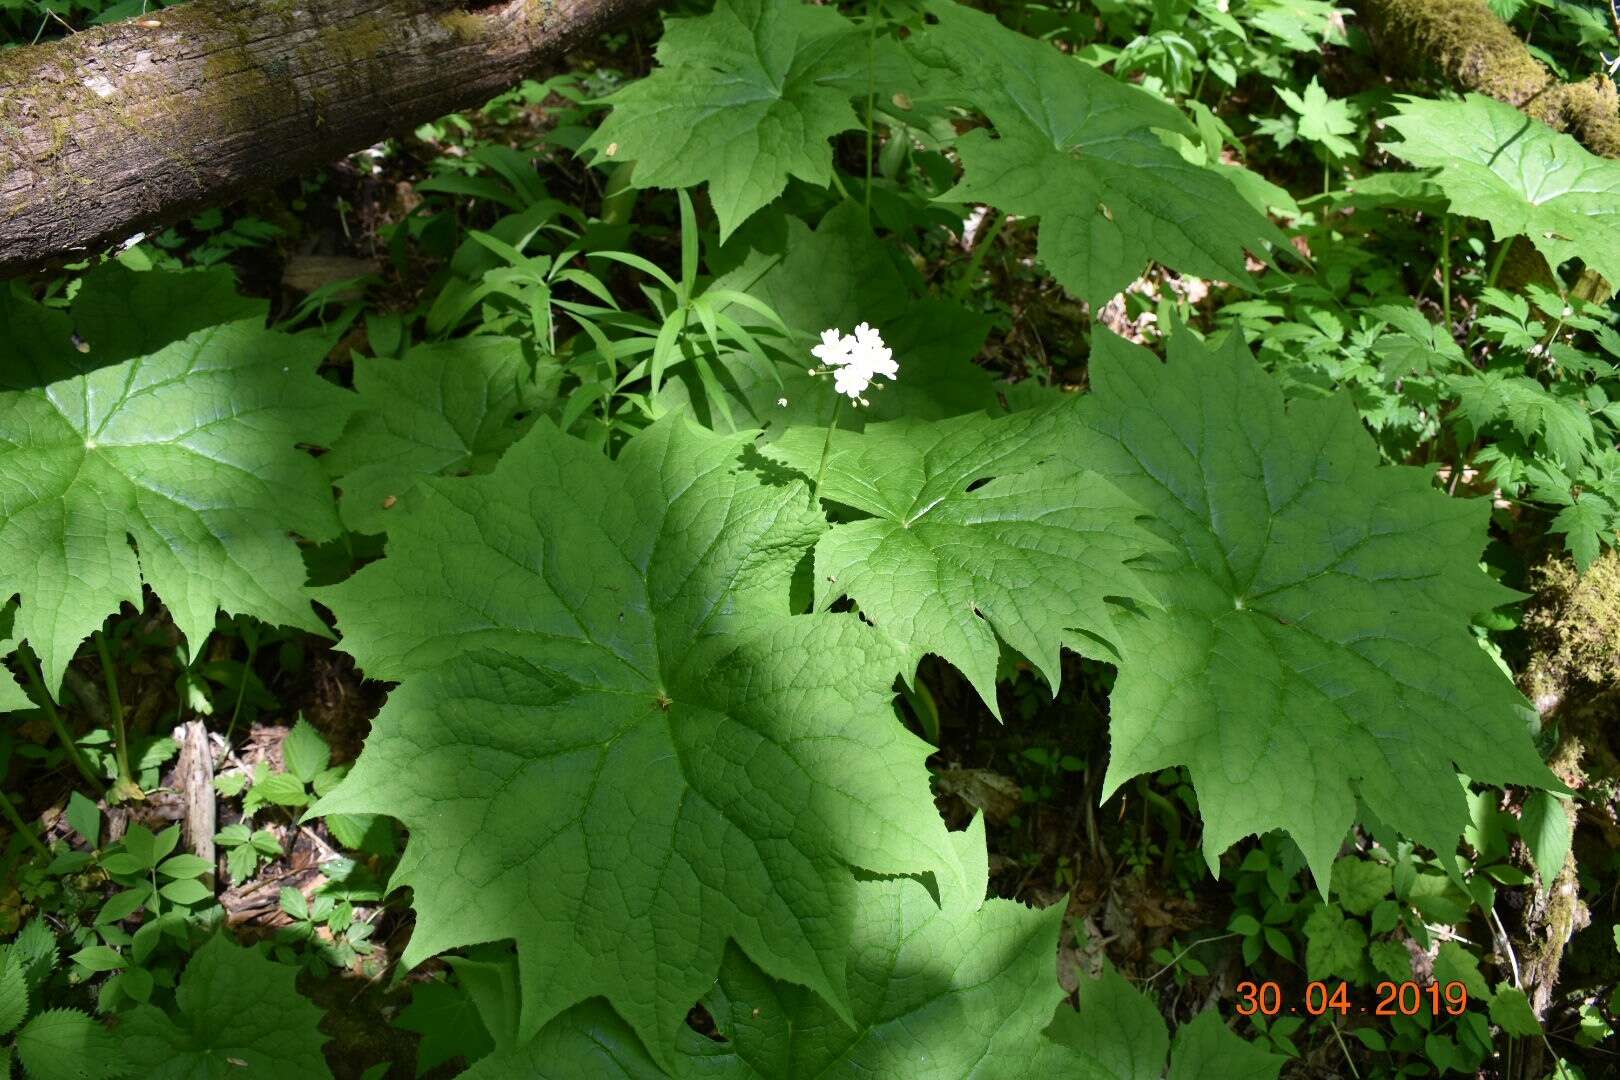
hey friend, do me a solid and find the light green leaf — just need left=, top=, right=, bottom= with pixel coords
left=156, top=853, right=212, bottom=880
left=0, top=948, right=25, bottom=1037
left=1277, top=78, right=1357, bottom=158
left=158, top=878, right=212, bottom=905
left=1302, top=904, right=1367, bottom=982
left=312, top=416, right=964, bottom=1061
left=1519, top=789, right=1572, bottom=882
left=912, top=1, right=1284, bottom=305
left=120, top=934, right=332, bottom=1078
left=1036, top=965, right=1167, bottom=1078
left=1449, top=370, right=1594, bottom=472
left=280, top=717, right=331, bottom=786
left=14, top=1009, right=119, bottom=1080
left=1037, top=965, right=1282, bottom=1078
left=1332, top=857, right=1392, bottom=916
left=767, top=407, right=1156, bottom=711
left=698, top=818, right=1067, bottom=1078
left=65, top=791, right=99, bottom=848
left=324, top=337, right=558, bottom=535
left=582, top=0, right=876, bottom=239
left=1165, top=1009, right=1286, bottom=1080
left=1489, top=984, right=1542, bottom=1036
left=1382, top=94, right=1620, bottom=285
left=0, top=290, right=351, bottom=693
left=1370, top=939, right=1413, bottom=982
left=1434, top=940, right=1490, bottom=1001
left=246, top=770, right=310, bottom=814
left=1242, top=0, right=1342, bottom=52
left=1078, top=329, right=1559, bottom=886
left=69, top=946, right=123, bottom=974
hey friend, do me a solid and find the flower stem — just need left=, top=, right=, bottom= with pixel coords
left=864, top=0, right=877, bottom=223
left=811, top=397, right=844, bottom=510
left=1440, top=214, right=1452, bottom=339
left=93, top=630, right=133, bottom=792
left=17, top=645, right=105, bottom=795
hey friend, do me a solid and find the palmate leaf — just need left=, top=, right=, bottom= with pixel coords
left=911, top=1, right=1285, bottom=306
left=1381, top=94, right=1620, bottom=286
left=464, top=820, right=1074, bottom=1079
left=324, top=337, right=559, bottom=534
left=119, top=934, right=331, bottom=1078
left=1033, top=966, right=1282, bottom=1079
left=695, top=818, right=1066, bottom=1079
left=0, top=273, right=350, bottom=694
left=1078, top=329, right=1560, bottom=886
left=581, top=0, right=884, bottom=240
left=311, top=416, right=964, bottom=1063
left=664, top=205, right=999, bottom=434
left=767, top=407, right=1157, bottom=713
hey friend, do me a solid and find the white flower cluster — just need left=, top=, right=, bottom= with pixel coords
left=810, top=323, right=899, bottom=403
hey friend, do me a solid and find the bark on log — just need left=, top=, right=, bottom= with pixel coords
left=1353, top=0, right=1620, bottom=159
left=0, top=0, right=658, bottom=276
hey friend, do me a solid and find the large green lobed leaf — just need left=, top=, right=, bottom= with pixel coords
left=324, top=336, right=558, bottom=535
left=912, top=1, right=1285, bottom=306
left=0, top=268, right=350, bottom=693
left=582, top=0, right=882, bottom=239
left=119, top=934, right=331, bottom=1078
left=1078, top=328, right=1561, bottom=885
left=1382, top=94, right=1620, bottom=286
left=312, top=416, right=964, bottom=1063
left=768, top=407, right=1158, bottom=713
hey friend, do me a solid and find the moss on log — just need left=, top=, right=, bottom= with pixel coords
left=1354, top=0, right=1620, bottom=159
left=0, top=0, right=658, bottom=275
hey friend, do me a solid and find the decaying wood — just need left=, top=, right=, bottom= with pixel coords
left=0, top=0, right=659, bottom=275
left=176, top=719, right=217, bottom=869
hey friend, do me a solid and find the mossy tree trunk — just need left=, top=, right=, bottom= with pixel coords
left=1353, top=0, right=1620, bottom=158
left=0, top=0, right=657, bottom=276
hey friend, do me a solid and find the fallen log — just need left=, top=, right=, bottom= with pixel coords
left=0, top=0, right=657, bottom=276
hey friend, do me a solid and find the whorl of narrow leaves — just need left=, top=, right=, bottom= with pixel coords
left=768, top=407, right=1158, bottom=712
left=672, top=205, right=998, bottom=432
left=1381, top=95, right=1620, bottom=286
left=0, top=265, right=350, bottom=693
left=1078, top=328, right=1562, bottom=886
left=312, top=416, right=965, bottom=1064
left=911, top=1, right=1286, bottom=306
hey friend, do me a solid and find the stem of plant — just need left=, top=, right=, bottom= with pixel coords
left=0, top=787, right=49, bottom=859
left=864, top=0, right=877, bottom=223
left=16, top=646, right=105, bottom=795
left=1484, top=237, right=1511, bottom=291
left=1440, top=214, right=1452, bottom=340
left=811, top=396, right=843, bottom=510
left=954, top=210, right=1008, bottom=300
left=225, top=635, right=260, bottom=745
left=93, top=630, right=133, bottom=790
